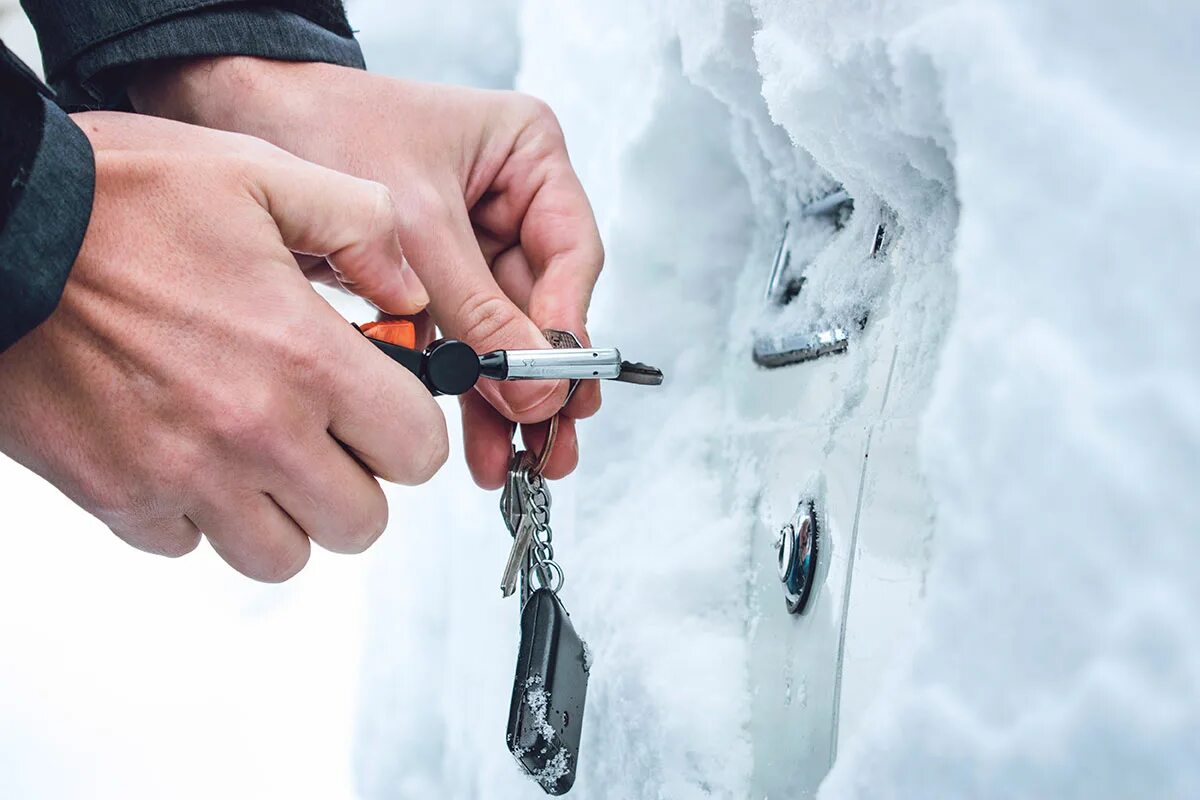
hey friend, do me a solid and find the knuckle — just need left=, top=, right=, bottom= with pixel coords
left=516, top=94, right=566, bottom=151
left=221, top=132, right=291, bottom=168
left=347, top=179, right=400, bottom=246
left=78, top=480, right=131, bottom=522
left=376, top=413, right=448, bottom=486
left=154, top=529, right=202, bottom=559
left=238, top=131, right=291, bottom=162
left=521, top=94, right=562, bottom=131
left=208, top=393, right=279, bottom=454
left=270, top=314, right=327, bottom=380
left=396, top=181, right=453, bottom=233
left=218, top=151, right=264, bottom=185
left=458, top=290, right=523, bottom=349
left=367, top=181, right=398, bottom=230
left=413, top=424, right=451, bottom=484
left=105, top=516, right=200, bottom=559
left=250, top=542, right=309, bottom=584
left=329, top=501, right=388, bottom=554
left=152, top=439, right=206, bottom=499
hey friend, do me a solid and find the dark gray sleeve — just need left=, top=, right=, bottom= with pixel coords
left=0, top=92, right=95, bottom=352
left=20, top=1, right=364, bottom=109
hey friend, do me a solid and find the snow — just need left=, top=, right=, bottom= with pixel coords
left=520, top=677, right=572, bottom=791
left=348, top=0, right=521, bottom=89
left=814, top=2, right=1200, bottom=796
left=0, top=456, right=369, bottom=798
left=351, top=0, right=1200, bottom=797
left=0, top=0, right=1196, bottom=797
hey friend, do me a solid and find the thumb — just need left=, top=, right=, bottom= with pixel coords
left=397, top=193, right=567, bottom=423
left=252, top=158, right=429, bottom=314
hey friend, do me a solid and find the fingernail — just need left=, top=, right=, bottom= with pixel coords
left=400, top=259, right=430, bottom=310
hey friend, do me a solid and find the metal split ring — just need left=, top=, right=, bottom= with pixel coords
left=531, top=559, right=564, bottom=593
left=530, top=414, right=559, bottom=476
left=524, top=329, right=583, bottom=477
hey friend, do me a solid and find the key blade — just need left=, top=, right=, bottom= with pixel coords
left=501, top=514, right=536, bottom=597
left=615, top=360, right=665, bottom=386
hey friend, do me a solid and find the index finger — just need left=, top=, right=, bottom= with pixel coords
left=316, top=304, right=450, bottom=485
left=473, top=151, right=605, bottom=420
left=394, top=185, right=569, bottom=424
left=470, top=139, right=604, bottom=321
left=491, top=244, right=601, bottom=422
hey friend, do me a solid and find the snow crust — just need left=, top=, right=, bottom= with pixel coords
left=811, top=2, right=1200, bottom=797
left=351, top=0, right=1200, bottom=797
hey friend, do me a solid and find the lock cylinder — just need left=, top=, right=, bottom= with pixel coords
left=776, top=501, right=819, bottom=615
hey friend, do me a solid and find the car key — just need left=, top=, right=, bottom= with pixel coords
left=507, top=588, right=590, bottom=795
left=495, top=332, right=590, bottom=794
left=500, top=440, right=557, bottom=599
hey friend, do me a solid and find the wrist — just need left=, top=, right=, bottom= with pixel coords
left=128, top=56, right=313, bottom=133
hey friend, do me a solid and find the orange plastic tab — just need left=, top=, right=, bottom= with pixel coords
left=360, top=320, right=417, bottom=349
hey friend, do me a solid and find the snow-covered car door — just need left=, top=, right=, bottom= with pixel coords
left=744, top=202, right=936, bottom=798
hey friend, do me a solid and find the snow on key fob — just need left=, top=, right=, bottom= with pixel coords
left=507, top=588, right=590, bottom=795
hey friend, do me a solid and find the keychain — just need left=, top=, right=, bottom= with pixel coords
left=358, top=321, right=663, bottom=795
left=355, top=320, right=663, bottom=395
left=499, top=331, right=589, bottom=795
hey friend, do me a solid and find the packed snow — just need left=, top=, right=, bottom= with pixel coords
left=349, top=0, right=1200, bottom=797
left=0, top=0, right=1197, bottom=798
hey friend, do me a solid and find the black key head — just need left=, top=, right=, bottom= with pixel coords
left=508, top=589, right=589, bottom=795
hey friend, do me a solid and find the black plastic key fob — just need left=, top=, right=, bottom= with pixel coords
left=507, top=589, right=590, bottom=795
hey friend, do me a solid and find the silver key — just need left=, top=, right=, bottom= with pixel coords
left=500, top=448, right=528, bottom=536
left=501, top=510, right=536, bottom=598
left=500, top=449, right=536, bottom=597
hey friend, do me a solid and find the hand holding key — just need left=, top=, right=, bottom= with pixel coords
left=358, top=320, right=662, bottom=396
left=131, top=59, right=609, bottom=487
left=0, top=112, right=447, bottom=582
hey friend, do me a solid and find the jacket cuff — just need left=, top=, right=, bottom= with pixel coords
left=0, top=44, right=50, bottom=235
left=0, top=98, right=96, bottom=352
left=24, top=3, right=364, bottom=109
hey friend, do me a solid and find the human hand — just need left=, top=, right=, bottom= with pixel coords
left=0, top=112, right=448, bottom=581
left=130, top=58, right=605, bottom=488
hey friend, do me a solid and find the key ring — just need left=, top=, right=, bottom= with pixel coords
left=524, top=329, right=582, bottom=477
left=532, top=559, right=564, bottom=593
left=530, top=415, right=559, bottom=476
